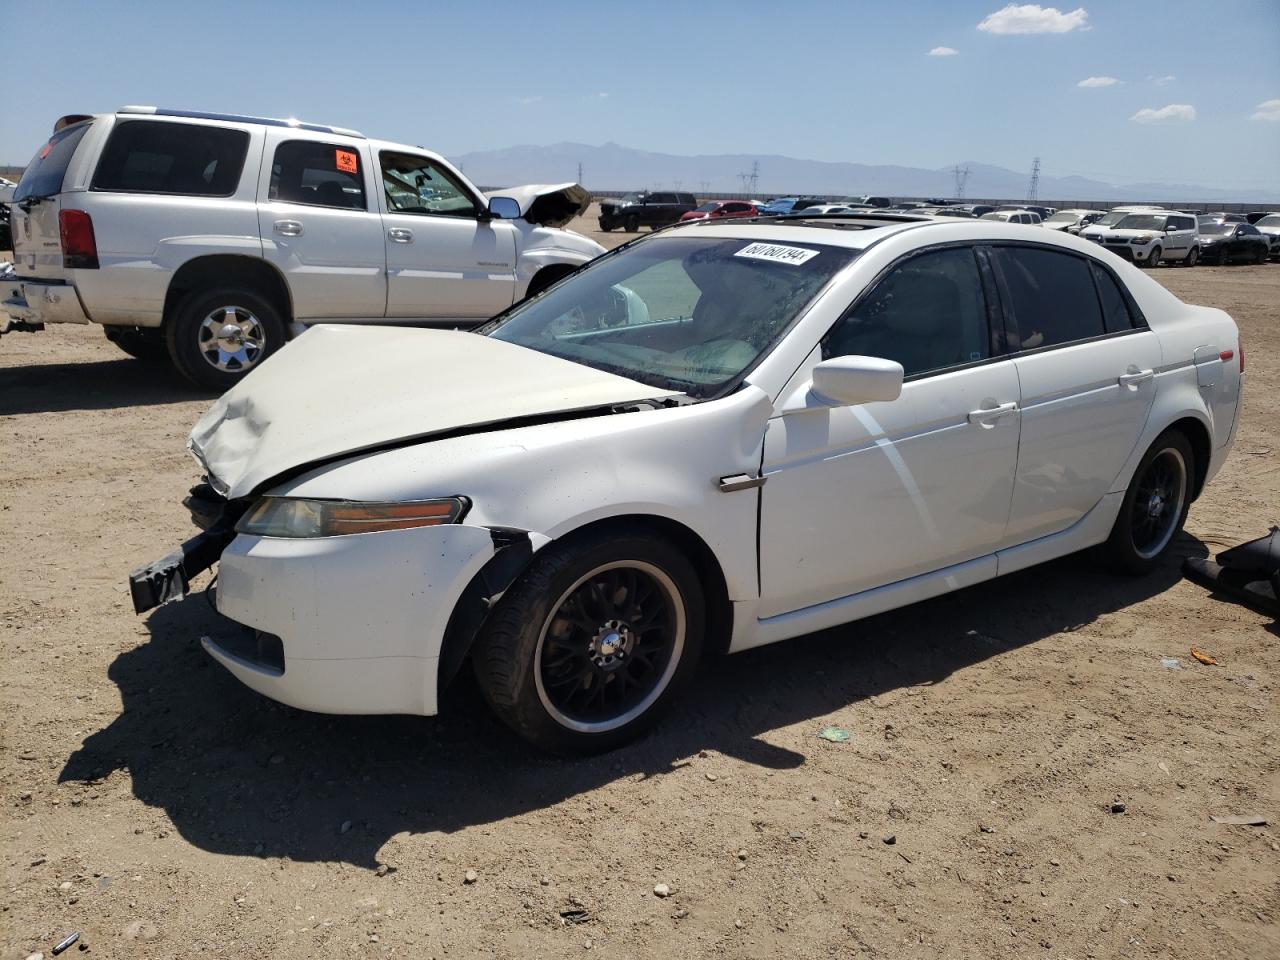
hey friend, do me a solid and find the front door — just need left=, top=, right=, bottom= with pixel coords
left=989, top=246, right=1162, bottom=543
left=256, top=131, right=387, bottom=320
left=758, top=245, right=1022, bottom=617
left=377, top=150, right=518, bottom=320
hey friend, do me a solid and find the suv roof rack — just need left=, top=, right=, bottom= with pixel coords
left=117, top=106, right=364, bottom=138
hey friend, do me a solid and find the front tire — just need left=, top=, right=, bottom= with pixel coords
left=1144, top=247, right=1161, bottom=268
left=165, top=286, right=286, bottom=391
left=472, top=529, right=705, bottom=755
left=1101, top=430, right=1194, bottom=574
left=624, top=214, right=640, bottom=233
left=1183, top=246, right=1199, bottom=267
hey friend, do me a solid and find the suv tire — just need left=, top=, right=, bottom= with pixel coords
left=1184, top=247, right=1199, bottom=267
left=623, top=214, right=640, bottom=233
left=472, top=528, right=705, bottom=755
left=103, top=325, right=167, bottom=362
left=166, top=286, right=286, bottom=390
left=1101, top=429, right=1194, bottom=575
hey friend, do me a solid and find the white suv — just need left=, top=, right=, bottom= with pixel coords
left=4, top=107, right=604, bottom=388
left=1084, top=211, right=1199, bottom=268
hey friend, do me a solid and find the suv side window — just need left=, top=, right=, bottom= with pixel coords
left=380, top=151, right=479, bottom=218
left=1240, top=224, right=1260, bottom=236
left=1175, top=216, right=1196, bottom=231
left=992, top=247, right=1106, bottom=350
left=15, top=122, right=93, bottom=201
left=92, top=120, right=249, bottom=197
left=823, top=246, right=991, bottom=377
left=270, top=140, right=366, bottom=210
left=651, top=192, right=675, bottom=204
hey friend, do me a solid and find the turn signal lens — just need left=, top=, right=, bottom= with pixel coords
left=236, top=497, right=468, bottom=538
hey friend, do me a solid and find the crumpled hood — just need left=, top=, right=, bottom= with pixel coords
left=189, top=325, right=675, bottom=500
left=483, top=183, right=592, bottom=227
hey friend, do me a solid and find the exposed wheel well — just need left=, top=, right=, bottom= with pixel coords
left=164, top=255, right=293, bottom=332
left=525, top=263, right=578, bottom=299
left=438, top=514, right=734, bottom=693
left=1166, top=416, right=1212, bottom=500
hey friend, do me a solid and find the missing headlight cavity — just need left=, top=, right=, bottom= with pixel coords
left=437, top=527, right=535, bottom=689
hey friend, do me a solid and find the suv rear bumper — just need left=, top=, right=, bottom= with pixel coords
left=3, top=280, right=91, bottom=325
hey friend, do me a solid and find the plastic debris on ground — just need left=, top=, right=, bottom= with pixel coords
left=1189, top=646, right=1219, bottom=666
left=1209, top=813, right=1268, bottom=826
left=1160, top=658, right=1182, bottom=670
left=818, top=726, right=851, bottom=742
left=1183, top=526, right=1280, bottom=619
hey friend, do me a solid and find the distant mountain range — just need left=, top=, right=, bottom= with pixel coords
left=454, top=142, right=1278, bottom=204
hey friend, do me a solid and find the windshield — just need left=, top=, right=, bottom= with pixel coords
left=1199, top=223, right=1234, bottom=236
left=980, top=212, right=1008, bottom=220
left=1044, top=212, right=1078, bottom=224
left=1256, top=214, right=1280, bottom=227
left=14, top=121, right=92, bottom=201
left=484, top=235, right=857, bottom=398
left=1094, top=212, right=1129, bottom=227
left=1115, top=214, right=1167, bottom=231
left=620, top=192, right=642, bottom=203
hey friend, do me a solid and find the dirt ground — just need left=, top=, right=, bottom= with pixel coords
left=2, top=214, right=1278, bottom=960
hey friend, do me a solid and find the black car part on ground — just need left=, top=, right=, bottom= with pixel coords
left=1183, top=526, right=1280, bottom=619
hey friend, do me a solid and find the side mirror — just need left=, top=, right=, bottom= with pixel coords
left=808, top=355, right=904, bottom=407
left=488, top=196, right=522, bottom=220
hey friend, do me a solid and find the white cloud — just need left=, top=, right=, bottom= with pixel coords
left=1130, top=103, right=1196, bottom=124
left=1077, top=75, right=1119, bottom=88
left=515, top=95, right=543, bottom=105
left=978, top=4, right=1089, bottom=34
left=1148, top=74, right=1176, bottom=86
left=928, top=46, right=959, bottom=56
left=594, top=92, right=609, bottom=99
left=1250, top=99, right=1280, bottom=121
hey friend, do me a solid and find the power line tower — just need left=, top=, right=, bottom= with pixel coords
left=1026, top=157, right=1041, bottom=202
left=951, top=164, right=972, bottom=200
left=738, top=160, right=759, bottom=196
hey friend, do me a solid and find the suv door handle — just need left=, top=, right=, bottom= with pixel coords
left=273, top=219, right=303, bottom=237
left=388, top=227, right=414, bottom=244
left=1118, top=367, right=1155, bottom=388
left=967, top=401, right=1018, bottom=427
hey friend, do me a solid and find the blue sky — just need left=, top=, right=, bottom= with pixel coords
left=4, top=0, right=1278, bottom=191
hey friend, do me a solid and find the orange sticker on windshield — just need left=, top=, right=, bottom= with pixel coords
left=335, top=149, right=358, bottom=174
left=39, top=141, right=53, bottom=160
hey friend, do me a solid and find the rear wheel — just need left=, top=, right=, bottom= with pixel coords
left=1256, top=246, right=1269, bottom=265
left=1183, top=246, right=1199, bottom=267
left=103, top=325, right=166, bottom=361
left=1101, top=430, right=1194, bottom=574
left=472, top=529, right=705, bottom=754
left=166, top=286, right=286, bottom=391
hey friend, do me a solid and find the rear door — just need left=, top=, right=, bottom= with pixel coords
left=256, top=129, right=387, bottom=320
left=990, top=245, right=1162, bottom=544
left=377, top=149, right=517, bottom=320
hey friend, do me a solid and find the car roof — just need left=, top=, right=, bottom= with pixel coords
left=116, top=105, right=364, bottom=137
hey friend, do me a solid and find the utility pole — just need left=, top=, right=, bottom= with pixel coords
left=738, top=160, right=759, bottom=197
left=699, top=180, right=710, bottom=196
left=577, top=161, right=583, bottom=185
left=951, top=164, right=971, bottom=200
left=1026, top=157, right=1041, bottom=202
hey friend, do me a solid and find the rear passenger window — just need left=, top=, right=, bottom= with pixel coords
left=15, top=122, right=92, bottom=201
left=92, top=121, right=249, bottom=196
left=992, top=247, right=1105, bottom=350
left=823, top=246, right=991, bottom=377
left=1090, top=262, right=1135, bottom=334
left=270, top=140, right=366, bottom=210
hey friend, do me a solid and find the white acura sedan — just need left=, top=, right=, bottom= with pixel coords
left=130, top=214, right=1243, bottom=753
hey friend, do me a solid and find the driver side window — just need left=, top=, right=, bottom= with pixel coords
left=379, top=151, right=479, bottom=218
left=823, top=246, right=991, bottom=378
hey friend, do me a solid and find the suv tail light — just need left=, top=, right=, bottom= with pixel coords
left=59, top=209, right=99, bottom=269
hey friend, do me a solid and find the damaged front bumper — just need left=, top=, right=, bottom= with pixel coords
left=128, top=484, right=242, bottom=614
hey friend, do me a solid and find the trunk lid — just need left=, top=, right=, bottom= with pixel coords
left=189, top=325, right=677, bottom=499
left=11, top=119, right=97, bottom=281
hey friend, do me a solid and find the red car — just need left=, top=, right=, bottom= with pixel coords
left=679, top=199, right=759, bottom=222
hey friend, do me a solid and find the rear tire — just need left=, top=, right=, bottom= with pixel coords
left=103, top=325, right=167, bottom=362
left=165, top=286, right=286, bottom=391
left=1101, top=430, right=1194, bottom=575
left=472, top=528, right=705, bottom=755
left=1183, top=247, right=1199, bottom=267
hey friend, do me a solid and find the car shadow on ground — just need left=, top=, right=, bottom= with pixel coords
left=0, top=357, right=211, bottom=415
left=61, top=536, right=1206, bottom=868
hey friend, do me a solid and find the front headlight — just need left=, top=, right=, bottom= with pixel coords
left=236, top=497, right=469, bottom=538
left=1130, top=235, right=1154, bottom=244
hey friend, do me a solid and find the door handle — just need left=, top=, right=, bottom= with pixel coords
left=1118, top=367, right=1154, bottom=388
left=967, top=401, right=1018, bottom=426
left=273, top=220, right=303, bottom=237
left=388, top=227, right=414, bottom=244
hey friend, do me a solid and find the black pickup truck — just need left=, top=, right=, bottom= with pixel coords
left=598, top=191, right=698, bottom=231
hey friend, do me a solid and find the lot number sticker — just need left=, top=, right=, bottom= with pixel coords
left=335, top=149, right=358, bottom=174
left=734, top=242, right=820, bottom=266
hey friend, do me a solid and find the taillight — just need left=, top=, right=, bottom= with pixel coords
left=58, top=209, right=99, bottom=269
